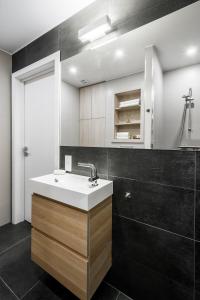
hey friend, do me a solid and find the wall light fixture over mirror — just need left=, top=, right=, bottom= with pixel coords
left=61, top=1, right=200, bottom=150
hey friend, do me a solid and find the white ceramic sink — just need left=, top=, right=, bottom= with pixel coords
left=30, top=173, right=113, bottom=211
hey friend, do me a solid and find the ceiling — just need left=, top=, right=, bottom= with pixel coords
left=0, top=0, right=95, bottom=54
left=62, top=1, right=200, bottom=87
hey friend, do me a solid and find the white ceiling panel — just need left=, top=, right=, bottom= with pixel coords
left=0, top=0, right=95, bottom=54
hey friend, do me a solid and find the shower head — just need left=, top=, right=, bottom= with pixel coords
left=182, top=88, right=194, bottom=101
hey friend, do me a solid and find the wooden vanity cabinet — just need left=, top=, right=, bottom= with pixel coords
left=31, top=194, right=112, bottom=300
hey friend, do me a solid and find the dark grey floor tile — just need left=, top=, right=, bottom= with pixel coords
left=92, top=282, right=119, bottom=299
left=23, top=273, right=77, bottom=300
left=108, top=148, right=195, bottom=189
left=0, top=237, right=44, bottom=298
left=117, top=293, right=133, bottom=300
left=0, top=221, right=31, bottom=254
left=0, top=280, right=17, bottom=300
left=105, top=215, right=194, bottom=299
left=23, top=273, right=119, bottom=300
left=60, top=146, right=108, bottom=177
left=111, top=176, right=194, bottom=238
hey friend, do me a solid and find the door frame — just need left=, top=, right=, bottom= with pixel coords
left=12, top=51, right=61, bottom=224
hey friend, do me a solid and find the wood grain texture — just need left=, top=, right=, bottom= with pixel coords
left=88, top=197, right=112, bottom=298
left=32, top=194, right=88, bottom=256
left=80, top=119, right=92, bottom=146
left=80, top=86, right=92, bottom=120
left=91, top=118, right=105, bottom=147
left=32, top=228, right=88, bottom=300
left=92, top=83, right=106, bottom=119
left=32, top=195, right=112, bottom=300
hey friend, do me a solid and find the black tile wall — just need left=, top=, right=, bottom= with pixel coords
left=106, top=215, right=194, bottom=300
left=196, top=241, right=200, bottom=296
left=26, top=26, right=60, bottom=66
left=196, top=152, right=200, bottom=190
left=12, top=47, right=27, bottom=73
left=12, top=26, right=60, bottom=72
left=112, top=216, right=194, bottom=289
left=196, top=190, right=200, bottom=241
left=108, top=148, right=195, bottom=189
left=60, top=146, right=198, bottom=300
left=111, top=176, right=194, bottom=238
left=12, top=0, right=198, bottom=72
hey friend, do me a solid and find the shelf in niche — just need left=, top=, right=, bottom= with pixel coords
left=115, top=121, right=140, bottom=126
left=114, top=88, right=142, bottom=144
left=112, top=138, right=142, bottom=143
left=115, top=105, right=140, bottom=111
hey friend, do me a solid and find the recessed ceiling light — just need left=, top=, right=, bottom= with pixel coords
left=69, top=66, right=77, bottom=74
left=78, top=15, right=111, bottom=43
left=186, top=46, right=198, bottom=56
left=115, top=49, right=124, bottom=58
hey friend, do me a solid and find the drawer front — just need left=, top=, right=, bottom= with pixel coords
left=32, top=194, right=88, bottom=257
left=32, top=229, right=88, bottom=300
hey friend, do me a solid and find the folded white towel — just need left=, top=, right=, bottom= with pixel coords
left=117, top=132, right=129, bottom=136
left=116, top=132, right=129, bottom=139
left=120, top=99, right=140, bottom=107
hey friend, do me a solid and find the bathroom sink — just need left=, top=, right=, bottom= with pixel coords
left=30, top=173, right=113, bottom=210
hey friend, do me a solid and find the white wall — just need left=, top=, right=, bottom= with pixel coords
left=0, top=50, right=11, bottom=226
left=105, top=72, right=144, bottom=148
left=61, top=81, right=80, bottom=146
left=152, top=49, right=164, bottom=149
left=162, top=64, right=200, bottom=149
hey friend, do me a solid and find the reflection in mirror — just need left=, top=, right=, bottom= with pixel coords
left=61, top=1, right=200, bottom=150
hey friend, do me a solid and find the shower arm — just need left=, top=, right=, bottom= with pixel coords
left=182, top=88, right=194, bottom=133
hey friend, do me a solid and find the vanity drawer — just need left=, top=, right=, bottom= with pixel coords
left=32, top=194, right=88, bottom=257
left=32, top=229, right=88, bottom=300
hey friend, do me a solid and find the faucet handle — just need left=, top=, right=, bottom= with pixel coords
left=88, top=175, right=99, bottom=182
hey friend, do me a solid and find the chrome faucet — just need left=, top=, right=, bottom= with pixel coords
left=77, top=162, right=99, bottom=186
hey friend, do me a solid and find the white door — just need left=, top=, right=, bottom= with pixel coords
left=24, top=73, right=56, bottom=222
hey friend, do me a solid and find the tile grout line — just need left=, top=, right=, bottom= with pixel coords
left=0, top=235, right=31, bottom=257
left=116, top=291, right=121, bottom=300
left=118, top=291, right=134, bottom=300
left=21, top=279, right=41, bottom=299
left=104, top=281, right=133, bottom=300
left=104, top=281, right=120, bottom=292
left=115, top=213, right=195, bottom=241
left=0, top=276, right=20, bottom=300
left=109, top=175, right=196, bottom=192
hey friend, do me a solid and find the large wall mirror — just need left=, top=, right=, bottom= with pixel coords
left=61, top=2, right=200, bottom=150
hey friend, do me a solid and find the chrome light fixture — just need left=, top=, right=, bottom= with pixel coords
left=78, top=15, right=111, bottom=43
